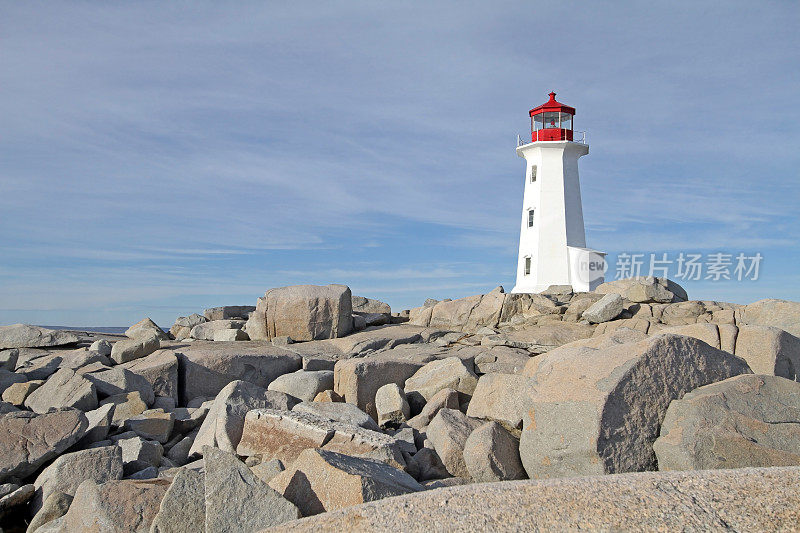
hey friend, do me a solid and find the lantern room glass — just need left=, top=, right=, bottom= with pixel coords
left=532, top=112, right=573, bottom=132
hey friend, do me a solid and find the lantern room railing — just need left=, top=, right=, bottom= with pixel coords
left=517, top=131, right=586, bottom=147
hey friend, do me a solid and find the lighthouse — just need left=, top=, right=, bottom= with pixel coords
left=511, top=92, right=605, bottom=294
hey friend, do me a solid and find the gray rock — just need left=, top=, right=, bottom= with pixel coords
left=32, top=446, right=123, bottom=514
left=352, top=295, right=391, bottom=315
left=0, top=348, right=19, bottom=371
left=43, top=478, right=169, bottom=532
left=80, top=366, right=155, bottom=406
left=236, top=409, right=404, bottom=469
left=101, top=391, right=148, bottom=426
left=291, top=401, right=380, bottom=431
left=76, top=403, right=115, bottom=447
left=427, top=408, right=483, bottom=478
left=0, top=483, right=34, bottom=519
left=334, top=351, right=435, bottom=420
left=204, top=446, right=300, bottom=532
left=250, top=458, right=285, bottom=484
left=190, top=320, right=246, bottom=341
left=267, top=370, right=334, bottom=402
left=211, top=328, right=249, bottom=341
left=739, top=298, right=800, bottom=338
left=169, top=314, right=207, bottom=340
left=519, top=333, right=752, bottom=479
left=2, top=380, right=40, bottom=406
left=654, top=374, right=800, bottom=470
left=120, top=350, right=179, bottom=404
left=165, top=432, right=195, bottom=466
left=375, top=383, right=410, bottom=428
left=407, top=388, right=460, bottom=430
left=0, top=409, right=88, bottom=482
left=404, top=357, right=478, bottom=412
left=466, top=373, right=535, bottom=430
left=27, top=491, right=72, bottom=533
left=124, top=409, right=174, bottom=444
left=110, top=333, right=160, bottom=364
left=269, top=448, right=422, bottom=516
left=25, top=368, right=98, bottom=414
left=125, top=317, right=169, bottom=341
left=0, top=400, right=19, bottom=414
left=189, top=380, right=298, bottom=456
left=263, top=467, right=800, bottom=532
left=118, top=437, right=163, bottom=475
left=0, top=368, right=27, bottom=395
left=127, top=466, right=159, bottom=480
left=150, top=468, right=205, bottom=533
left=473, top=347, right=531, bottom=374
left=595, top=276, right=688, bottom=303
left=174, top=342, right=301, bottom=405
left=463, top=421, right=525, bottom=482
left=734, top=325, right=800, bottom=381
left=581, top=293, right=624, bottom=324
left=406, top=447, right=449, bottom=481
left=245, top=284, right=353, bottom=341
left=203, top=305, right=256, bottom=321
left=0, top=325, right=79, bottom=350
left=89, top=340, right=112, bottom=356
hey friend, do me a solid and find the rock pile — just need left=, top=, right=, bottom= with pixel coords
left=0, top=280, right=799, bottom=530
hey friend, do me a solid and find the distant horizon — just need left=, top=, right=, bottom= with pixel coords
left=2, top=2, right=798, bottom=327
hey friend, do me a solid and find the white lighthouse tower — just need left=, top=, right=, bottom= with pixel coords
left=511, top=92, right=605, bottom=294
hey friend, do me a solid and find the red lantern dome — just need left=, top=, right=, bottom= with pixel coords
left=530, top=92, right=575, bottom=142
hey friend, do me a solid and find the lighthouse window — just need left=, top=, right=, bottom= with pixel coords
left=543, top=112, right=560, bottom=129
left=532, top=113, right=544, bottom=132
left=560, top=113, right=573, bottom=130
left=524, top=256, right=531, bottom=275
left=528, top=209, right=535, bottom=227
left=530, top=166, right=537, bottom=182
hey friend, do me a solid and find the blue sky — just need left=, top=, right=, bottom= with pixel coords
left=1, top=2, right=798, bottom=327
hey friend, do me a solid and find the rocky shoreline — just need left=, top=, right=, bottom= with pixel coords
left=1, top=277, right=799, bottom=531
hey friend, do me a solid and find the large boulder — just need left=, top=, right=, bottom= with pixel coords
left=375, top=383, right=410, bottom=429
left=734, top=325, right=800, bottom=381
left=0, top=409, right=88, bottom=482
left=79, top=366, right=155, bottom=406
left=110, top=333, right=160, bottom=365
left=403, top=357, right=478, bottom=411
left=428, top=294, right=483, bottom=330
left=654, top=374, right=800, bottom=470
left=41, top=478, right=169, bottom=532
left=120, top=349, right=179, bottom=404
left=519, top=333, right=752, bottom=479
left=427, top=408, right=483, bottom=478
left=169, top=314, right=206, bottom=341
left=268, top=370, right=334, bottom=402
left=581, top=293, right=623, bottom=324
left=203, top=305, right=256, bottom=321
left=174, top=342, right=301, bottom=405
left=269, top=448, right=422, bottom=516
left=32, top=446, right=123, bottom=514
left=204, top=447, right=300, bottom=531
left=246, top=284, right=354, bottom=341
left=236, top=409, right=404, bottom=468
left=466, top=373, right=535, bottom=430
left=0, top=325, right=79, bottom=350
left=150, top=468, right=205, bottom=533
left=463, top=421, right=526, bottom=482
left=739, top=298, right=800, bottom=337
left=0, top=369, right=26, bottom=396
left=265, top=467, right=800, bottom=532
left=595, top=276, right=687, bottom=303
left=189, top=319, right=245, bottom=341
left=24, top=368, right=98, bottom=414
left=352, top=296, right=391, bottom=315
left=189, top=380, right=298, bottom=456
left=291, top=401, right=380, bottom=432
left=124, top=317, right=168, bottom=341
left=334, top=349, right=436, bottom=420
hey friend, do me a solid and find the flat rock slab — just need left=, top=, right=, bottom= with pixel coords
left=262, top=466, right=800, bottom=532
left=0, top=409, right=88, bottom=482
left=174, top=341, right=301, bottom=404
left=269, top=448, right=422, bottom=516
left=655, top=374, right=800, bottom=470
left=150, top=468, right=205, bottom=533
left=237, top=409, right=402, bottom=467
left=0, top=324, right=79, bottom=350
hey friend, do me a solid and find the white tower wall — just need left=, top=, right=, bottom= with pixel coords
left=511, top=140, right=605, bottom=294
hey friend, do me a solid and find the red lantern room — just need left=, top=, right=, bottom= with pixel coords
left=530, top=92, right=576, bottom=142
